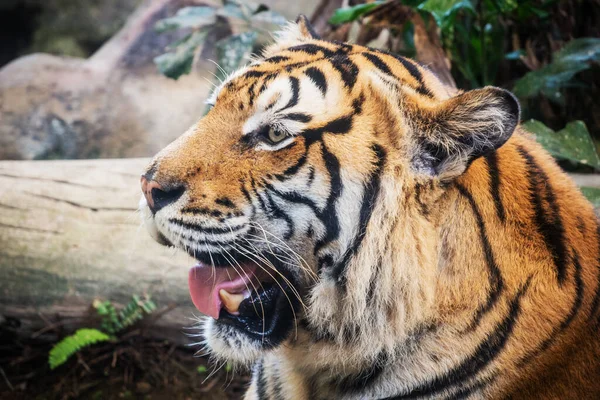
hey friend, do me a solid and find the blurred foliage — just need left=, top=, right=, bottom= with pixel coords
left=94, top=294, right=157, bottom=335
left=513, top=38, right=600, bottom=101
left=48, top=295, right=157, bottom=370
left=153, top=0, right=286, bottom=80
left=522, top=119, right=600, bottom=169
left=154, top=0, right=600, bottom=173
left=581, top=186, right=600, bottom=207
left=327, top=0, right=600, bottom=171
left=329, top=2, right=385, bottom=24
left=29, top=0, right=140, bottom=58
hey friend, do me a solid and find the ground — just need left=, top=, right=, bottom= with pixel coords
left=0, top=325, right=250, bottom=400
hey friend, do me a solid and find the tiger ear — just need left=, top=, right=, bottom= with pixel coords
left=295, top=15, right=321, bottom=40
left=263, top=15, right=320, bottom=57
left=410, top=87, right=520, bottom=180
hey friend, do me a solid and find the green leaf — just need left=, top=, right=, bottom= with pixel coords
left=513, top=38, right=600, bottom=99
left=215, top=31, right=258, bottom=79
left=418, top=0, right=474, bottom=29
left=554, top=37, right=600, bottom=64
left=154, top=30, right=207, bottom=79
left=581, top=186, right=600, bottom=208
left=49, top=329, right=111, bottom=370
left=329, top=2, right=384, bottom=24
left=154, top=7, right=216, bottom=32
left=522, top=119, right=600, bottom=169
left=513, top=60, right=587, bottom=101
left=489, top=0, right=518, bottom=13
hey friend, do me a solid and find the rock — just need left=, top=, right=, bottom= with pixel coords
left=0, top=0, right=213, bottom=160
left=0, top=0, right=321, bottom=161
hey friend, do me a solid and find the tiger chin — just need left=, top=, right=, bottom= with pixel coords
left=140, top=15, right=600, bottom=400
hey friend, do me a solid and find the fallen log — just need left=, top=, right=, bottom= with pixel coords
left=1, top=159, right=598, bottom=345
left=0, top=158, right=197, bottom=345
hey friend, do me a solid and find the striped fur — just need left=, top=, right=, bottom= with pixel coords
left=141, top=16, right=600, bottom=399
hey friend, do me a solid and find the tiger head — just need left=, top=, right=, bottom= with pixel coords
left=140, top=16, right=519, bottom=367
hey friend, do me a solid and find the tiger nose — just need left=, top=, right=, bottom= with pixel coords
left=140, top=176, right=185, bottom=213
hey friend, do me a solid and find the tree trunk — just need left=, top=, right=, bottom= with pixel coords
left=0, top=158, right=197, bottom=344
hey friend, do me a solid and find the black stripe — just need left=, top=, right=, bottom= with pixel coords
left=168, top=218, right=245, bottom=235
left=259, top=73, right=277, bottom=95
left=265, top=55, right=290, bottom=63
left=518, top=252, right=584, bottom=366
left=250, top=176, right=269, bottom=215
left=178, top=230, right=242, bottom=248
left=304, top=67, right=328, bottom=96
left=447, top=379, right=490, bottom=400
left=456, top=183, right=504, bottom=331
left=386, top=278, right=531, bottom=399
left=304, top=115, right=353, bottom=144
left=283, top=112, right=312, bottom=122
left=287, top=44, right=335, bottom=57
left=517, top=146, right=568, bottom=284
left=271, top=364, right=284, bottom=400
left=315, top=142, right=343, bottom=261
left=362, top=52, right=393, bottom=75
left=264, top=190, right=294, bottom=240
left=248, top=81, right=258, bottom=107
left=256, top=360, right=268, bottom=400
left=484, top=151, right=506, bottom=223
left=588, top=224, right=600, bottom=323
left=181, top=207, right=222, bottom=218
left=329, top=54, right=359, bottom=89
left=244, top=70, right=265, bottom=79
left=331, top=144, right=386, bottom=287
left=280, top=76, right=300, bottom=111
left=215, top=197, right=235, bottom=208
left=352, top=93, right=365, bottom=114
left=285, top=61, right=309, bottom=72
left=373, top=49, right=433, bottom=97
left=307, top=167, right=315, bottom=187
left=279, top=145, right=308, bottom=179
left=336, top=42, right=354, bottom=53
left=265, top=184, right=321, bottom=217
left=240, top=181, right=257, bottom=216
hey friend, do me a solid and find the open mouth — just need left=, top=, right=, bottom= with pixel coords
left=188, top=250, right=302, bottom=346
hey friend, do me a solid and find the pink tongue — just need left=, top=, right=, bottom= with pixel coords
left=188, top=262, right=256, bottom=319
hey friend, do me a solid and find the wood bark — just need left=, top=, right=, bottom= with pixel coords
left=0, top=158, right=197, bottom=344
left=0, top=159, right=597, bottom=344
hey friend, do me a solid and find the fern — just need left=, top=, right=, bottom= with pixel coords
left=93, top=299, right=120, bottom=334
left=48, top=295, right=157, bottom=369
left=48, top=328, right=110, bottom=370
left=93, top=295, right=157, bottom=333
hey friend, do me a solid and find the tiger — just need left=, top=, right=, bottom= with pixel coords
left=139, top=15, right=600, bottom=399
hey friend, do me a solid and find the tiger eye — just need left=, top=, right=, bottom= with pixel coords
left=268, top=127, right=287, bottom=143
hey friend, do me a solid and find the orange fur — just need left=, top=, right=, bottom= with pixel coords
left=141, top=18, right=600, bottom=399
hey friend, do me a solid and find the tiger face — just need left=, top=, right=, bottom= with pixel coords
left=140, top=17, right=519, bottom=366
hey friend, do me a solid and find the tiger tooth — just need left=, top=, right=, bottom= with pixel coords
left=219, top=289, right=246, bottom=315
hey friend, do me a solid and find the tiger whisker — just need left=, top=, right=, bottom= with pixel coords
left=237, top=239, right=306, bottom=311
left=217, top=244, right=266, bottom=330
left=235, top=242, right=301, bottom=339
left=247, top=221, right=317, bottom=280
left=202, top=357, right=228, bottom=385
